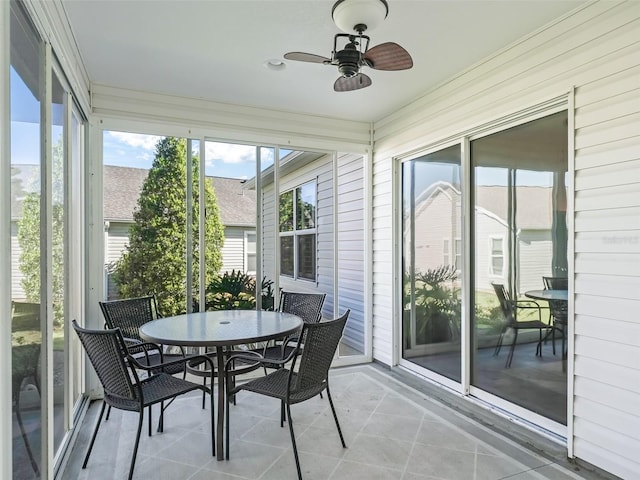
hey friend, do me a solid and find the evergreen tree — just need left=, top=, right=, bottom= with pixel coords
left=115, top=137, right=224, bottom=315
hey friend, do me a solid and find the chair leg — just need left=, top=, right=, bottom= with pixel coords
left=158, top=401, right=164, bottom=433
left=209, top=386, right=215, bottom=457
left=128, top=408, right=145, bottom=480
left=494, top=327, right=506, bottom=356
left=285, top=402, right=303, bottom=480
left=14, top=395, right=40, bottom=475
left=552, top=322, right=557, bottom=355
left=225, top=386, right=231, bottom=460
left=202, top=376, right=206, bottom=409
left=83, top=401, right=107, bottom=468
left=280, top=400, right=285, bottom=427
left=148, top=405, right=153, bottom=436
left=506, top=329, right=518, bottom=368
left=106, top=405, right=111, bottom=420
left=326, top=386, right=346, bottom=448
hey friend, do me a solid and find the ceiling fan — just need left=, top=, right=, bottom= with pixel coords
left=284, top=0, right=413, bottom=92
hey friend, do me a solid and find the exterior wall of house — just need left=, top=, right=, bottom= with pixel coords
left=10, top=222, right=25, bottom=300
left=262, top=154, right=335, bottom=315
left=220, top=226, right=255, bottom=273
left=336, top=152, right=366, bottom=353
left=261, top=152, right=366, bottom=352
left=371, top=2, right=640, bottom=477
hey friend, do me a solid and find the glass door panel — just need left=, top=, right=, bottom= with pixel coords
left=471, top=111, right=568, bottom=425
left=401, top=145, right=462, bottom=382
left=103, top=134, right=192, bottom=315
left=203, top=141, right=260, bottom=309
left=51, top=69, right=66, bottom=454
left=10, top=3, right=43, bottom=476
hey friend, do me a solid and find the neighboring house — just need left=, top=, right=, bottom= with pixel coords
left=103, top=165, right=257, bottom=299
left=406, top=182, right=563, bottom=294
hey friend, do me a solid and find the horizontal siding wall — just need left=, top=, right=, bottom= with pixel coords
left=337, top=152, right=366, bottom=352
left=10, top=223, right=25, bottom=300
left=371, top=1, right=640, bottom=478
left=221, top=227, right=252, bottom=273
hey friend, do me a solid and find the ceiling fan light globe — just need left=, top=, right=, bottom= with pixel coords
left=332, top=0, right=388, bottom=34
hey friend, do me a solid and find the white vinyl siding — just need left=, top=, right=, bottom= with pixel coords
left=104, top=222, right=130, bottom=266
left=262, top=151, right=367, bottom=352
left=221, top=226, right=254, bottom=273
left=10, top=222, right=25, bottom=300
left=337, top=152, right=366, bottom=353
left=371, top=2, right=640, bottom=477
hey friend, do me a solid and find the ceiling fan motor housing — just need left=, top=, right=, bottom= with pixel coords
left=335, top=44, right=361, bottom=77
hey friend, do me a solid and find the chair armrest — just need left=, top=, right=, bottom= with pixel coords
left=129, top=349, right=214, bottom=373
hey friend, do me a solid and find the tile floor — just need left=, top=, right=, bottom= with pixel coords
left=61, top=365, right=607, bottom=480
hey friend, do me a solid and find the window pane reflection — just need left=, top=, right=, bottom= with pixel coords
left=401, top=145, right=462, bottom=382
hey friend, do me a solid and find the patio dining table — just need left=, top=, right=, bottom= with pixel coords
left=139, top=310, right=302, bottom=460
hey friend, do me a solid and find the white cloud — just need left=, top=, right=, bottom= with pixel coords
left=107, top=131, right=163, bottom=151
left=205, top=142, right=257, bottom=166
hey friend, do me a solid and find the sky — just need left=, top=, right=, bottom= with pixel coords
left=103, top=131, right=274, bottom=180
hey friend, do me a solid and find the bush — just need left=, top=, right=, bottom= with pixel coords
left=204, top=270, right=274, bottom=311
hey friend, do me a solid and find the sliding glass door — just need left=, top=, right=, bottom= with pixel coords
left=401, top=145, right=462, bottom=382
left=400, top=110, right=568, bottom=428
left=471, top=111, right=568, bottom=425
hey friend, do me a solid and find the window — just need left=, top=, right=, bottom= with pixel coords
left=245, top=232, right=256, bottom=275
left=489, top=237, right=504, bottom=276
left=280, top=181, right=316, bottom=281
left=443, top=238, right=462, bottom=271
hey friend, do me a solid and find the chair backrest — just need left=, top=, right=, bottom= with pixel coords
left=543, top=276, right=568, bottom=290
left=292, top=310, right=349, bottom=392
left=491, top=283, right=516, bottom=326
left=99, top=295, right=161, bottom=342
left=542, top=277, right=568, bottom=318
left=279, top=292, right=326, bottom=324
left=72, top=320, right=137, bottom=402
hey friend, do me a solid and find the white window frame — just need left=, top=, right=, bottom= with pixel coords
left=279, top=180, right=317, bottom=282
left=489, top=235, right=505, bottom=277
left=244, top=230, right=256, bottom=276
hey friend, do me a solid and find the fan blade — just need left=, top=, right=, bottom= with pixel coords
left=334, top=73, right=372, bottom=92
left=364, top=42, right=413, bottom=71
left=284, top=52, right=331, bottom=64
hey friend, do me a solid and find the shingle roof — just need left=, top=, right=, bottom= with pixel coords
left=103, top=165, right=256, bottom=226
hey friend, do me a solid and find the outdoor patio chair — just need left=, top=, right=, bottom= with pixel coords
left=11, top=301, right=41, bottom=475
left=492, top=283, right=547, bottom=368
left=225, top=310, right=349, bottom=480
left=12, top=343, right=41, bottom=476
left=251, top=291, right=326, bottom=370
left=72, top=320, right=215, bottom=480
left=542, top=276, right=568, bottom=356
left=99, top=295, right=185, bottom=375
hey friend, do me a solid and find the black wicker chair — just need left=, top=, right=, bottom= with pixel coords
left=542, top=276, right=568, bottom=356
left=12, top=343, right=41, bottom=475
left=225, top=310, right=349, bottom=480
left=492, top=283, right=547, bottom=368
left=99, top=296, right=185, bottom=375
left=253, top=292, right=326, bottom=368
left=72, top=320, right=215, bottom=480
left=11, top=301, right=41, bottom=475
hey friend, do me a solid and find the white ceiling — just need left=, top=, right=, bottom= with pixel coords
left=62, top=0, right=584, bottom=123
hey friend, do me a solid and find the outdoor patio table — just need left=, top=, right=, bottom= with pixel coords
left=139, top=310, right=302, bottom=460
left=524, top=289, right=568, bottom=303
